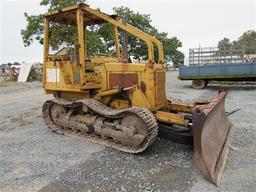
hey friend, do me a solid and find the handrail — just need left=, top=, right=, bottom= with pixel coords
left=83, top=6, right=164, bottom=64
left=126, top=23, right=164, bottom=63
left=44, top=4, right=165, bottom=65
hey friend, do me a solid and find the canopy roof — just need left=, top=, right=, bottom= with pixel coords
left=44, top=4, right=118, bottom=26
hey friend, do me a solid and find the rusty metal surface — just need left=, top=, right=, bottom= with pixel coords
left=42, top=98, right=158, bottom=154
left=109, top=73, right=138, bottom=89
left=155, top=70, right=166, bottom=104
left=140, top=81, right=147, bottom=92
left=121, top=16, right=129, bottom=63
left=192, top=91, right=232, bottom=185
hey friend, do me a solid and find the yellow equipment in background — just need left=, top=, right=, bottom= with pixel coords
left=42, top=4, right=232, bottom=185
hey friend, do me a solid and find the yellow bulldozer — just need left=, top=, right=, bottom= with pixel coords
left=42, top=4, right=232, bottom=185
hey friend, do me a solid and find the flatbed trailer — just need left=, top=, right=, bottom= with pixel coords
left=179, top=63, right=256, bottom=89
left=179, top=46, right=256, bottom=88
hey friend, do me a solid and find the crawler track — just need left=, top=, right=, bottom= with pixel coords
left=42, top=99, right=158, bottom=153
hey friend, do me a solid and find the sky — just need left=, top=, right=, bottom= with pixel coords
left=0, top=0, right=255, bottom=64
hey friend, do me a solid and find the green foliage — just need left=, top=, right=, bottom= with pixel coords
left=112, top=7, right=183, bottom=63
left=155, top=33, right=183, bottom=64
left=172, top=50, right=185, bottom=66
left=21, top=0, right=83, bottom=48
left=86, top=25, right=108, bottom=55
left=40, top=0, right=85, bottom=10
left=108, top=6, right=154, bottom=60
left=218, top=37, right=232, bottom=50
left=217, top=30, right=256, bottom=54
left=21, top=1, right=184, bottom=64
left=49, top=24, right=77, bottom=50
left=238, top=30, right=256, bottom=54
left=21, top=13, right=44, bottom=47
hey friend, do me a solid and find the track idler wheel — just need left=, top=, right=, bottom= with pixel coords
left=49, top=103, right=67, bottom=124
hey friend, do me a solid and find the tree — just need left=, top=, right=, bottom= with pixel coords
left=172, top=50, right=185, bottom=66
left=218, top=37, right=232, bottom=50
left=21, top=0, right=85, bottom=49
left=237, top=30, right=256, bottom=54
left=155, top=34, right=183, bottom=63
left=111, top=7, right=183, bottom=63
left=217, top=37, right=232, bottom=56
left=21, top=1, right=184, bottom=64
left=217, top=30, right=256, bottom=54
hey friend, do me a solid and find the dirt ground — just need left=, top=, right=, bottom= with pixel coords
left=0, top=71, right=255, bottom=192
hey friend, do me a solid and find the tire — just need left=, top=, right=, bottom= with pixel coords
left=192, top=80, right=207, bottom=89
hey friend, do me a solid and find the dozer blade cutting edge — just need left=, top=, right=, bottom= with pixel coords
left=192, top=91, right=232, bottom=185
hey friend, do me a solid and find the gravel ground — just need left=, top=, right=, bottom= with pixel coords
left=0, top=71, right=256, bottom=192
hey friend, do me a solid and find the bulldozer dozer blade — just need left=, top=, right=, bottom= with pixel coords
left=192, top=91, right=232, bottom=185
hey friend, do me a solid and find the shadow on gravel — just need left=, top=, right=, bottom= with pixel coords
left=38, top=139, right=197, bottom=192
